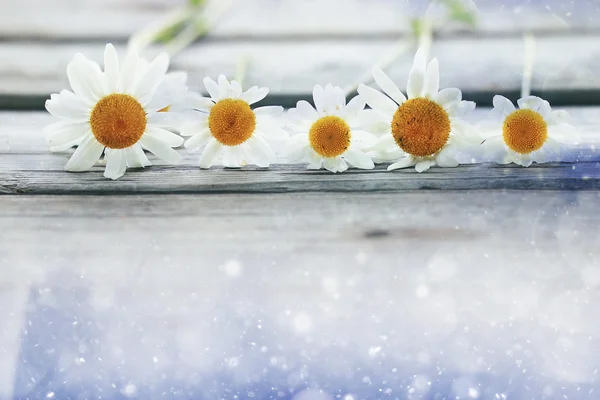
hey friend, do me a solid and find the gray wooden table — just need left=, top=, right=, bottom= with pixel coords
left=1, top=1, right=600, bottom=399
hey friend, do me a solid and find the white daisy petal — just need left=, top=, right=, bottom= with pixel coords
left=256, top=127, right=288, bottom=141
left=133, top=53, right=170, bottom=99
left=119, top=49, right=140, bottom=93
left=491, top=95, right=516, bottom=119
left=307, top=156, right=324, bottom=170
left=203, top=77, right=221, bottom=101
left=548, top=110, right=570, bottom=125
left=345, top=95, right=366, bottom=115
left=333, top=86, right=347, bottom=108
left=230, top=80, right=243, bottom=98
left=45, top=92, right=89, bottom=122
left=358, top=83, right=398, bottom=116
left=435, top=145, right=460, bottom=167
left=407, top=48, right=427, bottom=98
left=67, top=54, right=105, bottom=104
left=344, top=149, right=374, bottom=169
left=104, top=43, right=120, bottom=93
left=240, top=145, right=266, bottom=168
left=285, top=135, right=309, bottom=162
left=44, top=121, right=88, bottom=151
left=140, top=134, right=182, bottom=165
left=64, top=134, right=104, bottom=172
left=323, top=157, right=348, bottom=173
left=548, top=124, right=581, bottom=145
left=516, top=154, right=533, bottom=167
left=254, top=106, right=283, bottom=116
left=541, top=138, right=562, bottom=160
left=256, top=115, right=285, bottom=130
left=323, top=84, right=345, bottom=112
left=313, top=84, right=326, bottom=113
left=481, top=135, right=507, bottom=162
left=198, top=138, right=223, bottom=168
left=246, top=136, right=276, bottom=166
left=187, top=93, right=214, bottom=112
left=335, top=158, right=349, bottom=173
left=451, top=119, right=481, bottom=144
left=240, top=86, right=269, bottom=105
left=104, top=149, right=128, bottom=180
left=222, top=145, right=246, bottom=168
left=423, top=58, right=440, bottom=98
left=218, top=75, right=232, bottom=98
left=165, top=71, right=187, bottom=86
left=387, top=156, right=416, bottom=171
left=295, top=100, right=319, bottom=120
left=322, top=86, right=337, bottom=113
left=184, top=129, right=212, bottom=152
left=351, top=130, right=379, bottom=149
left=448, top=100, right=476, bottom=118
left=125, top=144, right=151, bottom=169
left=434, top=88, right=461, bottom=109
left=370, top=133, right=398, bottom=152
left=150, top=71, right=187, bottom=110
left=147, top=112, right=177, bottom=129
left=531, top=148, right=553, bottom=164
left=179, top=113, right=209, bottom=136
left=415, top=159, right=436, bottom=172
left=518, top=96, right=551, bottom=118
left=145, top=126, right=184, bottom=148
left=372, top=66, right=406, bottom=105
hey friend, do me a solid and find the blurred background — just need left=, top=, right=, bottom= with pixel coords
left=2, top=0, right=600, bottom=109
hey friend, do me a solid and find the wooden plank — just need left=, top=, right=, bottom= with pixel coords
left=1, top=191, right=600, bottom=397
left=0, top=0, right=179, bottom=40
left=1, top=34, right=599, bottom=103
left=1, top=0, right=598, bottom=40
left=1, top=108, right=599, bottom=194
left=4, top=160, right=600, bottom=194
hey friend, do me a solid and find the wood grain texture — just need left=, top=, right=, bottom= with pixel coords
left=1, top=191, right=600, bottom=399
left=1, top=109, right=599, bottom=194
left=1, top=34, right=599, bottom=100
left=2, top=160, right=600, bottom=194
left=1, top=0, right=596, bottom=40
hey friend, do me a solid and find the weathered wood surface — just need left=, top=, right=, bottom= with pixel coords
left=1, top=110, right=599, bottom=194
left=1, top=0, right=597, bottom=40
left=1, top=191, right=599, bottom=398
left=1, top=34, right=600, bottom=107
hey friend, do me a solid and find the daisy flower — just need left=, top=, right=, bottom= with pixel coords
left=44, top=43, right=184, bottom=180
left=357, top=47, right=481, bottom=172
left=480, top=95, right=580, bottom=166
left=154, top=70, right=189, bottom=114
left=181, top=76, right=288, bottom=168
left=285, top=84, right=377, bottom=173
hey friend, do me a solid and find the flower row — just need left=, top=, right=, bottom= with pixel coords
left=45, top=44, right=580, bottom=180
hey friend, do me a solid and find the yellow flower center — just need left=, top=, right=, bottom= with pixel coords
left=208, top=99, right=256, bottom=146
left=503, top=109, right=548, bottom=154
left=90, top=94, right=147, bottom=149
left=308, top=116, right=351, bottom=158
left=391, top=98, right=451, bottom=157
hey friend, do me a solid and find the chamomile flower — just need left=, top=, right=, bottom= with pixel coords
left=138, top=57, right=189, bottom=131
left=44, top=43, right=184, bottom=180
left=480, top=95, right=580, bottom=166
left=155, top=70, right=189, bottom=114
left=358, top=47, right=481, bottom=172
left=181, top=76, right=287, bottom=168
left=285, top=84, right=377, bottom=173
